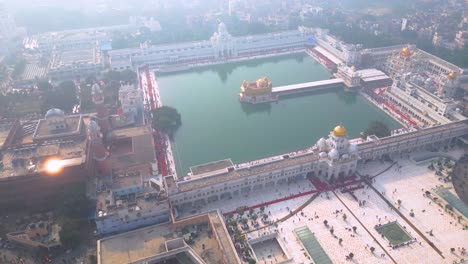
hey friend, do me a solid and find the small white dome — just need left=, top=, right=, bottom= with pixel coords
left=317, top=138, right=327, bottom=151
left=91, top=83, right=101, bottom=94
left=348, top=144, right=358, bottom=153
left=45, top=108, right=64, bottom=119
left=87, top=120, right=100, bottom=133
left=319, top=152, right=328, bottom=158
left=329, top=149, right=339, bottom=160
left=218, top=22, right=227, bottom=33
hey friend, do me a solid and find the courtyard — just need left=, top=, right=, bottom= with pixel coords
left=183, top=147, right=467, bottom=263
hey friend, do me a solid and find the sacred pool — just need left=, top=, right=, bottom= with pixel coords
left=157, top=53, right=400, bottom=174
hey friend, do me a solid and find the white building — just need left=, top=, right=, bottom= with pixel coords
left=48, top=46, right=104, bottom=81
left=118, top=84, right=145, bottom=125
left=24, top=29, right=111, bottom=53
left=313, top=28, right=363, bottom=66
left=165, top=122, right=467, bottom=214
left=108, top=23, right=317, bottom=71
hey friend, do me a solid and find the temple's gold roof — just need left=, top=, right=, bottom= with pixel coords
left=333, top=124, right=347, bottom=137
left=257, top=77, right=269, bottom=86
left=400, top=47, right=411, bottom=57
left=447, top=72, right=456, bottom=79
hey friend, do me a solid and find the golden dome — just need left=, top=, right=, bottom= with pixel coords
left=447, top=72, right=456, bottom=79
left=257, top=77, right=269, bottom=84
left=333, top=124, right=347, bottom=137
left=399, top=47, right=411, bottom=57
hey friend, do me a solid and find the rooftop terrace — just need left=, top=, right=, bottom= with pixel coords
left=97, top=210, right=239, bottom=264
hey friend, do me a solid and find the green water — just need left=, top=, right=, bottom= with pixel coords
left=157, top=53, right=400, bottom=175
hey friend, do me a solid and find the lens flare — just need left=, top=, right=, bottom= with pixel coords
left=44, top=159, right=63, bottom=174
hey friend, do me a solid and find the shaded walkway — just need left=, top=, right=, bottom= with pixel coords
left=223, top=189, right=319, bottom=216
left=295, top=226, right=333, bottom=264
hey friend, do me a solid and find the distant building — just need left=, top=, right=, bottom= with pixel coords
left=129, top=16, right=162, bottom=32
left=48, top=47, right=104, bottom=81
left=108, top=23, right=317, bottom=71
left=94, top=125, right=167, bottom=235
left=384, top=46, right=462, bottom=99
left=401, top=18, right=408, bottom=31
left=7, top=221, right=61, bottom=250
left=23, top=30, right=111, bottom=53
left=0, top=110, right=95, bottom=210
left=313, top=28, right=363, bottom=66
left=118, top=84, right=145, bottom=126
left=455, top=30, right=467, bottom=49
left=97, top=210, right=240, bottom=264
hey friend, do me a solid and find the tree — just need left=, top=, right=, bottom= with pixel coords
left=79, top=82, right=94, bottom=113
left=397, top=199, right=402, bottom=206
left=36, top=79, right=52, bottom=92
left=152, top=106, right=182, bottom=138
left=241, top=218, right=248, bottom=225
left=42, top=80, right=78, bottom=113
left=343, top=213, right=347, bottom=221
left=362, top=121, right=391, bottom=139
left=236, top=207, right=245, bottom=216
left=120, top=69, right=137, bottom=84
left=323, top=220, right=328, bottom=226
left=57, top=183, right=94, bottom=219
left=105, top=70, right=122, bottom=82
left=349, top=253, right=354, bottom=259
left=252, top=214, right=258, bottom=221
left=352, top=226, right=357, bottom=233
left=370, top=247, right=375, bottom=254
left=59, top=219, right=81, bottom=249
left=11, top=59, right=26, bottom=79
left=339, top=238, right=343, bottom=245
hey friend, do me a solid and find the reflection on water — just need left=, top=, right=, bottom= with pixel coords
left=190, top=53, right=309, bottom=84
left=336, top=89, right=358, bottom=104
left=239, top=101, right=272, bottom=115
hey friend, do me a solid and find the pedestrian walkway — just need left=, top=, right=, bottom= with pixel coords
left=294, top=226, right=333, bottom=264
left=433, top=186, right=468, bottom=218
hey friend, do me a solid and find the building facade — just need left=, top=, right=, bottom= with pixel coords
left=165, top=121, right=467, bottom=213
left=108, top=23, right=317, bottom=71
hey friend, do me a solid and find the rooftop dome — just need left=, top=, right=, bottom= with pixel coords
left=447, top=72, right=456, bottom=79
left=317, top=137, right=327, bottom=150
left=87, top=120, right=100, bottom=133
left=333, top=124, right=347, bottom=137
left=399, top=47, right=411, bottom=57
left=329, top=149, right=339, bottom=160
left=91, top=83, right=102, bottom=94
left=45, top=108, right=65, bottom=119
left=218, top=22, right=228, bottom=34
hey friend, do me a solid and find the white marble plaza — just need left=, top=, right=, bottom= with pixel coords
left=175, top=149, right=467, bottom=264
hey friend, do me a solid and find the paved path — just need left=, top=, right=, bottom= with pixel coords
left=333, top=190, right=398, bottom=264
left=364, top=179, right=445, bottom=260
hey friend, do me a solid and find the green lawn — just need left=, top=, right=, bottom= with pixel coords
left=376, top=222, right=413, bottom=245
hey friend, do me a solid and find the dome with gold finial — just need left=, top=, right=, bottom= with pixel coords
left=399, top=47, right=411, bottom=57
left=447, top=72, right=456, bottom=80
left=333, top=124, right=347, bottom=137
